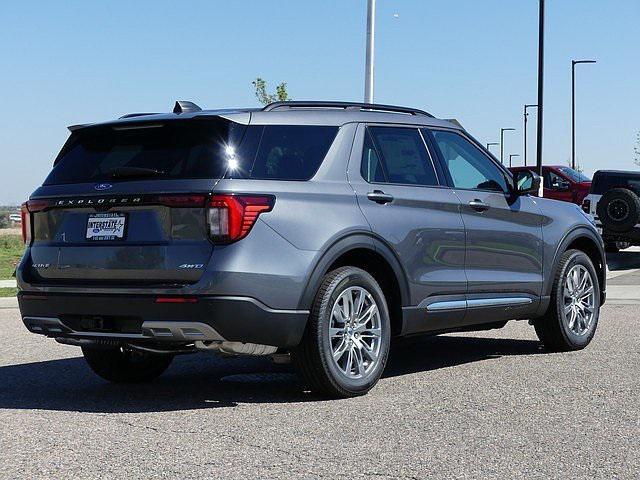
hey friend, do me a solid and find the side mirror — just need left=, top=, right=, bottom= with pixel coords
left=556, top=180, right=571, bottom=191
left=513, top=170, right=541, bottom=196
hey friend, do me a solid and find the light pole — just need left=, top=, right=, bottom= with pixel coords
left=500, top=128, right=515, bottom=164
left=572, top=59, right=596, bottom=170
left=364, top=0, right=376, bottom=103
left=523, top=104, right=538, bottom=166
left=486, top=142, right=499, bottom=152
left=536, top=0, right=545, bottom=181
left=509, top=154, right=520, bottom=168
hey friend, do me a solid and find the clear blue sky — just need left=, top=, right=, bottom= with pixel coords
left=1, top=0, right=639, bottom=204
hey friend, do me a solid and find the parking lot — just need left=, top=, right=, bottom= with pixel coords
left=1, top=253, right=639, bottom=479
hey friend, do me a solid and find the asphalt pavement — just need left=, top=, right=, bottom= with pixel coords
left=1, top=300, right=639, bottom=479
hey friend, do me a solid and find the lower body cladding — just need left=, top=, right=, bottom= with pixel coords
left=18, top=293, right=309, bottom=354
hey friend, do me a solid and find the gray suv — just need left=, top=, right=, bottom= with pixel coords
left=18, top=101, right=606, bottom=397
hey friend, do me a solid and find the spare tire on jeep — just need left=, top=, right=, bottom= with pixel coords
left=596, top=188, right=640, bottom=232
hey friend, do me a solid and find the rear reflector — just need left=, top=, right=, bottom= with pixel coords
left=207, top=194, right=274, bottom=244
left=155, top=297, right=198, bottom=304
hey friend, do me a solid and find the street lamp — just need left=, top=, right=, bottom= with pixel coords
left=523, top=104, right=538, bottom=166
left=500, top=128, right=516, bottom=164
left=364, top=0, right=376, bottom=103
left=572, top=59, right=596, bottom=170
left=486, top=142, right=499, bottom=152
left=536, top=0, right=545, bottom=181
left=509, top=154, right=520, bottom=168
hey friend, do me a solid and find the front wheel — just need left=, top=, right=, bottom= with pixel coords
left=82, top=346, right=174, bottom=383
left=293, top=267, right=391, bottom=398
left=534, top=249, right=600, bottom=351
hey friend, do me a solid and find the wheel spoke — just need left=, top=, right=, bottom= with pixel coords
left=357, top=338, right=378, bottom=362
left=354, top=289, right=366, bottom=318
left=577, top=269, right=588, bottom=294
left=332, top=303, right=346, bottom=324
left=578, top=286, right=594, bottom=300
left=356, top=303, right=375, bottom=325
left=344, top=347, right=354, bottom=374
left=333, top=339, right=349, bottom=361
left=353, top=347, right=365, bottom=376
left=567, top=309, right=576, bottom=330
left=329, top=327, right=344, bottom=338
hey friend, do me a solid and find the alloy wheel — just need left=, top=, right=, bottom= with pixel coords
left=562, top=265, right=596, bottom=336
left=328, top=286, right=382, bottom=379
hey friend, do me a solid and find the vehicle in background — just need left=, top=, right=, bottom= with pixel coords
left=9, top=213, right=22, bottom=224
left=509, top=165, right=591, bottom=205
left=582, top=170, right=640, bottom=252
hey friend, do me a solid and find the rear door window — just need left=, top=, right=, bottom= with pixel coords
left=362, top=127, right=439, bottom=186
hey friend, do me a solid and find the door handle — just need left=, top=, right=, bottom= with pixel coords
left=469, top=199, right=490, bottom=212
left=367, top=190, right=394, bottom=205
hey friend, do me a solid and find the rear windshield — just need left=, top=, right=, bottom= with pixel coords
left=557, top=167, right=590, bottom=183
left=45, top=120, right=243, bottom=185
left=45, top=121, right=338, bottom=185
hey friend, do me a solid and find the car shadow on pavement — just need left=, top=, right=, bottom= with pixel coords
left=0, top=335, right=541, bottom=413
left=606, top=250, right=640, bottom=271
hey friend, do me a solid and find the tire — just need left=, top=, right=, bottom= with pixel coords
left=82, top=346, right=174, bottom=383
left=293, top=266, right=391, bottom=398
left=596, top=188, right=640, bottom=233
left=534, top=249, right=600, bottom=352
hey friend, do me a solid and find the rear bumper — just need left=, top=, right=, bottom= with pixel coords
left=18, top=293, right=309, bottom=348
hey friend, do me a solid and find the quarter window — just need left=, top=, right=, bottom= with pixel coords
left=430, top=130, right=508, bottom=193
left=249, top=125, right=338, bottom=180
left=362, top=127, right=438, bottom=186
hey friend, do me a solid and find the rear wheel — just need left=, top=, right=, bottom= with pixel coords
left=534, top=249, right=600, bottom=351
left=293, top=267, right=391, bottom=398
left=82, top=346, right=174, bottom=383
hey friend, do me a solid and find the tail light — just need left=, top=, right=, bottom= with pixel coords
left=20, top=203, right=31, bottom=244
left=207, top=194, right=274, bottom=244
left=20, top=200, right=50, bottom=245
left=582, top=199, right=591, bottom=213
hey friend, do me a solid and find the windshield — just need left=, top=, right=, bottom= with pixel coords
left=557, top=167, right=590, bottom=183
left=44, top=119, right=245, bottom=185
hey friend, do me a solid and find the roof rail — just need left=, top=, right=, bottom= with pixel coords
left=262, top=101, right=433, bottom=117
left=119, top=112, right=160, bottom=119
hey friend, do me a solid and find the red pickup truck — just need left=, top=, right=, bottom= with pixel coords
left=509, top=165, right=591, bottom=205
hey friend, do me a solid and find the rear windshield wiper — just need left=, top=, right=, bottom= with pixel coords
left=108, top=167, right=165, bottom=178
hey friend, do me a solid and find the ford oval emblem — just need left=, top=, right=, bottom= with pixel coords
left=94, top=183, right=113, bottom=191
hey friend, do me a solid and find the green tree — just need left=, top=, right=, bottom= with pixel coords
left=252, top=77, right=291, bottom=105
